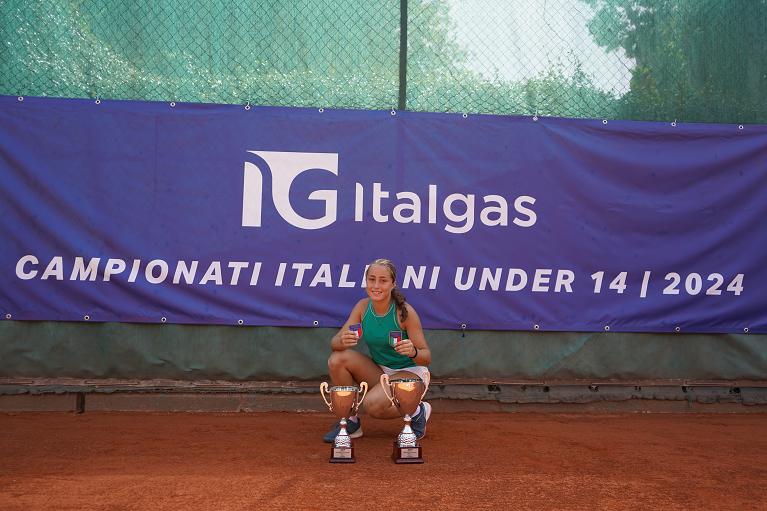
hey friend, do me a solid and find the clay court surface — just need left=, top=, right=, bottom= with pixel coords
left=1, top=410, right=765, bottom=510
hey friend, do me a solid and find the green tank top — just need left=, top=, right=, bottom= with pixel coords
left=361, top=300, right=415, bottom=370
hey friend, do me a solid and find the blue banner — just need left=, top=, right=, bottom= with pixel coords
left=1, top=95, right=766, bottom=333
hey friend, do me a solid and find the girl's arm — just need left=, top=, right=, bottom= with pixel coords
left=395, top=304, right=431, bottom=365
left=330, top=299, right=367, bottom=352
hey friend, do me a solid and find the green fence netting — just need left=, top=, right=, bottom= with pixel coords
left=1, top=0, right=766, bottom=123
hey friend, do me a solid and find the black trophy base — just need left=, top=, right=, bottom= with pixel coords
left=392, top=442, right=423, bottom=464
left=329, top=445, right=355, bottom=463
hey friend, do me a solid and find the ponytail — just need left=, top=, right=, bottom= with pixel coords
left=392, top=287, right=409, bottom=323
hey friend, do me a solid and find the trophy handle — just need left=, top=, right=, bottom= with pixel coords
left=356, top=381, right=369, bottom=409
left=379, top=373, right=395, bottom=407
left=319, top=381, right=332, bottom=410
left=420, top=381, right=429, bottom=402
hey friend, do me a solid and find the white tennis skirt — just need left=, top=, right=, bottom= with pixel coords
left=379, top=364, right=431, bottom=390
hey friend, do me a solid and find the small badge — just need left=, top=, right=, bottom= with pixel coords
left=389, top=330, right=402, bottom=347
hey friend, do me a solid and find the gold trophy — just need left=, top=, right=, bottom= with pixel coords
left=319, top=382, right=368, bottom=463
left=380, top=374, right=427, bottom=464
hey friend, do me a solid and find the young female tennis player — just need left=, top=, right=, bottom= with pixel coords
left=323, top=258, right=432, bottom=443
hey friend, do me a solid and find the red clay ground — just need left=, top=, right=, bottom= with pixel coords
left=1, top=410, right=765, bottom=510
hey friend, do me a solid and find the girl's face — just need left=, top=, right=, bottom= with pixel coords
left=365, top=264, right=395, bottom=304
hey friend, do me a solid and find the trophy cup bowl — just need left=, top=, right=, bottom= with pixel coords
left=381, top=374, right=427, bottom=464
left=320, top=381, right=368, bottom=463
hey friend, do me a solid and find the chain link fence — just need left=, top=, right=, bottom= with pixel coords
left=1, top=0, right=765, bottom=123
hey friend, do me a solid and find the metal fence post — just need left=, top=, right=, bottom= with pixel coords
left=398, top=0, right=408, bottom=111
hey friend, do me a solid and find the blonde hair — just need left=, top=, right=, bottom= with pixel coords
left=366, top=258, right=408, bottom=322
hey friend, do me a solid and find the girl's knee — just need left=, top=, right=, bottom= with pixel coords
left=327, top=350, right=349, bottom=371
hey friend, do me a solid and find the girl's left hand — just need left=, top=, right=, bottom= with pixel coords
left=394, top=339, right=417, bottom=358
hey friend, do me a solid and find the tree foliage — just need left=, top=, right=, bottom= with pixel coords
left=584, top=0, right=767, bottom=123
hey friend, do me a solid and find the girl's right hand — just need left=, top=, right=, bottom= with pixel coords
left=340, top=329, right=359, bottom=348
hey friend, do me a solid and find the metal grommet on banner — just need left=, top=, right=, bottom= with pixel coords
left=161, top=317, right=167, bottom=323
left=602, top=119, right=608, bottom=125
left=237, top=319, right=244, bottom=326
left=390, top=110, right=396, bottom=116
left=313, top=320, right=319, bottom=326
left=532, top=115, right=538, bottom=122
left=674, top=326, right=681, bottom=333
left=95, top=98, right=101, bottom=105
left=170, top=102, right=176, bottom=108
left=4, top=313, right=11, bottom=320
left=744, top=327, right=750, bottom=334
left=244, top=102, right=251, bottom=111
left=17, top=96, right=24, bottom=102
left=460, top=323, right=467, bottom=337
left=83, top=315, right=90, bottom=321
left=318, top=107, right=324, bottom=113
left=462, top=113, right=468, bottom=119
left=738, top=125, right=744, bottom=130
left=533, top=324, right=540, bottom=330
left=671, top=119, right=677, bottom=127
left=604, top=325, right=610, bottom=332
